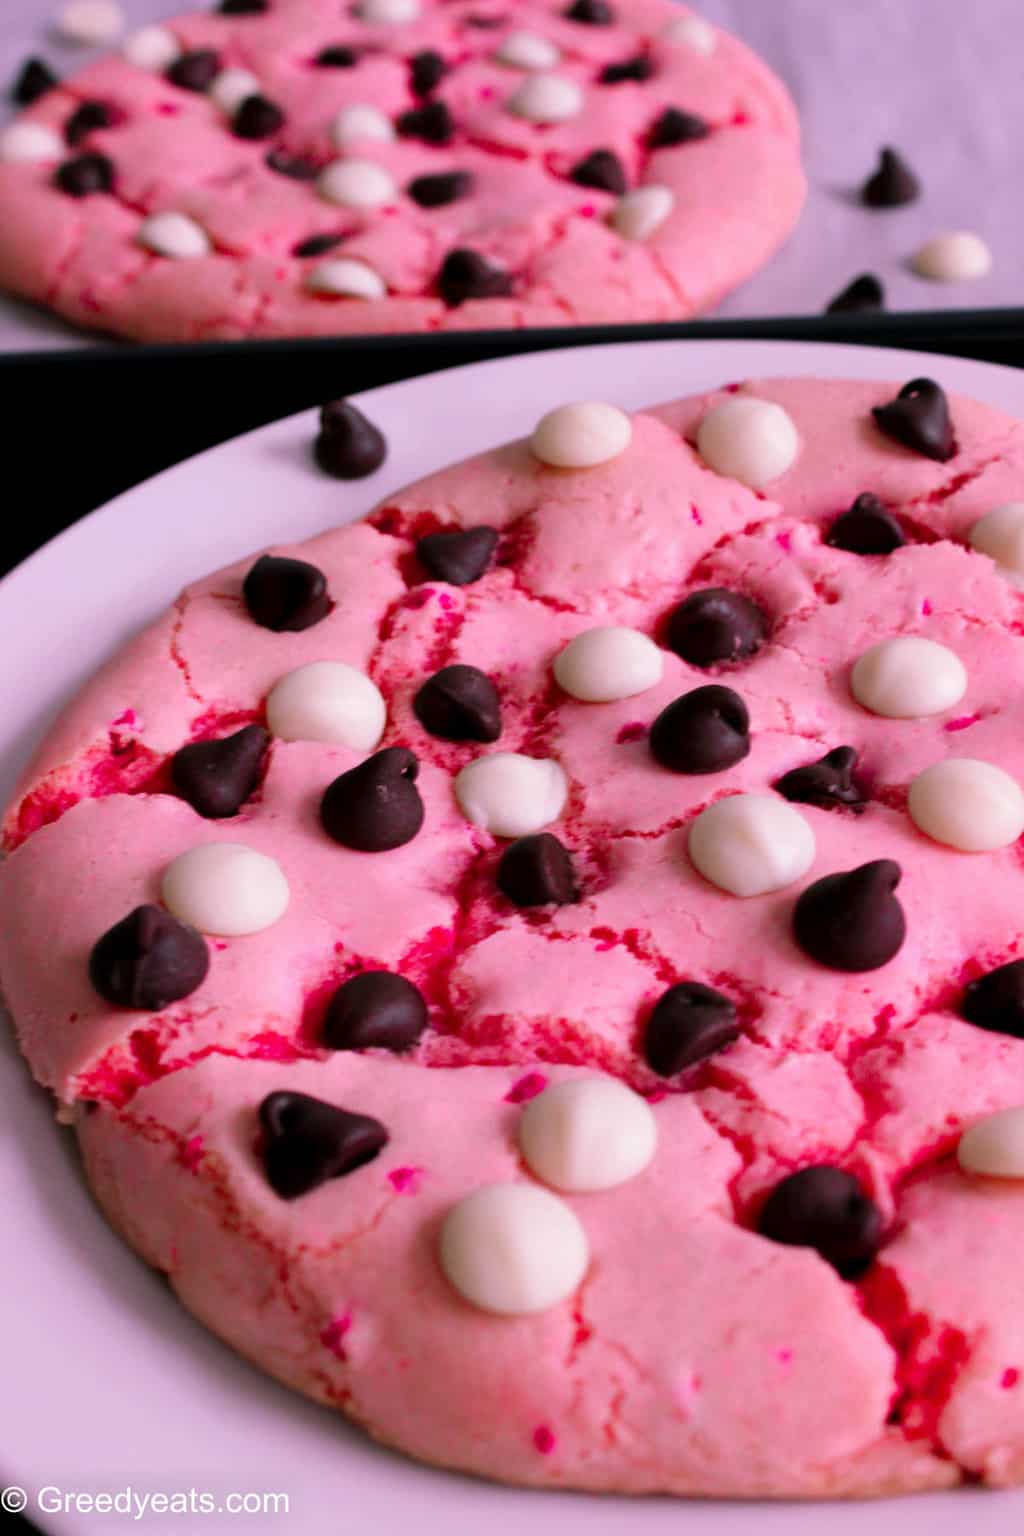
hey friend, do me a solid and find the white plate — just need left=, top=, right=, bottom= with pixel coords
left=3, top=340, right=1024, bottom=1536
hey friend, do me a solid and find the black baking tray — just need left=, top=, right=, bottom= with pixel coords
left=4, top=305, right=1024, bottom=580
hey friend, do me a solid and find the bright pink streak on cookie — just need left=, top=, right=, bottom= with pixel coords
left=388, top=1166, right=423, bottom=1195
left=944, top=714, right=981, bottom=733
left=505, top=1072, right=547, bottom=1104
left=616, top=722, right=648, bottom=744
left=180, top=1136, right=204, bottom=1173
left=776, top=1347, right=794, bottom=1366
left=1002, top=1368, right=1020, bottom=1389
left=921, top=598, right=933, bottom=616
left=320, top=1313, right=353, bottom=1362
left=533, top=1426, right=556, bottom=1455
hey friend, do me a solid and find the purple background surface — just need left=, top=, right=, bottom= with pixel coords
left=0, top=0, right=1020, bottom=349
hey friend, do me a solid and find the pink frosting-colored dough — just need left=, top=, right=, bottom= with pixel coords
left=0, top=0, right=804, bottom=341
left=7, top=375, right=1024, bottom=1494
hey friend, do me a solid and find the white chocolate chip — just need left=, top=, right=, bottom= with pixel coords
left=553, top=626, right=663, bottom=703
left=958, top=1107, right=1024, bottom=1179
left=913, top=232, right=992, bottom=283
left=209, top=68, right=262, bottom=116
left=266, top=661, right=386, bottom=749
left=439, top=1182, right=588, bottom=1313
left=359, top=0, right=420, bottom=23
left=519, top=1078, right=657, bottom=1192
left=663, top=14, right=716, bottom=54
left=507, top=74, right=583, bottom=123
left=319, top=158, right=397, bottom=209
left=969, top=503, right=1024, bottom=585
left=696, top=396, right=800, bottom=489
left=610, top=185, right=674, bottom=241
left=122, top=24, right=181, bottom=72
left=530, top=401, right=632, bottom=469
left=688, top=793, right=816, bottom=897
left=0, top=122, right=64, bottom=163
left=908, top=759, right=1024, bottom=852
left=161, top=844, right=289, bottom=937
left=454, top=753, right=567, bottom=838
left=496, top=31, right=561, bottom=71
left=137, top=212, right=212, bottom=259
left=851, top=637, right=967, bottom=719
left=330, top=104, right=396, bottom=148
left=305, top=258, right=387, bottom=300
left=58, top=1, right=124, bottom=46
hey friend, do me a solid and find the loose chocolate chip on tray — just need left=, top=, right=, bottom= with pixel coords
left=826, top=492, right=905, bottom=554
left=438, top=249, right=513, bottom=306
left=775, top=747, right=866, bottom=813
left=414, top=664, right=502, bottom=742
left=569, top=148, right=627, bottom=195
left=665, top=588, right=768, bottom=667
left=167, top=50, right=221, bottom=92
left=758, top=1166, right=883, bottom=1278
left=314, top=399, right=388, bottom=479
left=260, top=1091, right=389, bottom=1199
left=647, top=107, right=709, bottom=147
left=243, top=554, right=332, bottom=632
left=321, top=747, right=426, bottom=851
left=397, top=100, right=454, bottom=144
left=826, top=273, right=885, bottom=314
left=55, top=152, right=115, bottom=196
left=233, top=94, right=285, bottom=140
left=650, top=685, right=751, bottom=774
left=872, top=378, right=956, bottom=462
left=89, top=904, right=210, bottom=1010
left=171, top=724, right=270, bottom=819
left=13, top=57, right=59, bottom=105
left=408, top=169, right=474, bottom=207
left=861, top=146, right=920, bottom=208
left=961, top=960, right=1024, bottom=1039
left=323, top=970, right=429, bottom=1052
left=793, top=860, right=906, bottom=971
left=644, top=981, right=739, bottom=1076
left=497, top=833, right=578, bottom=907
left=416, top=526, right=499, bottom=585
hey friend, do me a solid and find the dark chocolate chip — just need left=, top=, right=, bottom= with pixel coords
left=316, top=45, right=359, bottom=67
left=826, top=273, right=884, bottom=315
left=89, top=904, right=210, bottom=1011
left=647, top=107, right=709, bottom=148
left=568, top=148, right=626, bottom=195
left=566, top=0, right=614, bottom=23
left=793, top=860, right=906, bottom=972
left=872, top=377, right=955, bottom=463
left=410, top=49, right=446, bottom=96
left=665, top=588, right=768, bottom=668
left=861, top=146, right=920, bottom=209
left=758, top=1166, right=883, bottom=1279
left=218, top=0, right=269, bottom=12
left=600, top=55, right=654, bottom=84
left=497, top=833, right=578, bottom=907
left=320, top=747, right=425, bottom=852
left=775, top=747, right=865, bottom=814
left=314, top=399, right=388, bottom=479
left=55, top=152, right=115, bottom=197
left=826, top=492, right=905, bottom=555
left=233, top=93, right=285, bottom=139
left=65, top=99, right=115, bottom=147
left=416, top=525, right=498, bottom=585
left=407, top=169, right=473, bottom=207
left=962, top=959, right=1024, bottom=1039
left=13, top=57, right=59, bottom=106
left=167, top=50, right=221, bottom=92
left=649, top=684, right=750, bottom=775
left=259, top=1090, right=388, bottom=1199
left=323, top=970, right=428, bottom=1052
left=437, top=248, right=513, bottom=307
left=413, top=664, right=501, bottom=742
left=243, top=553, right=331, bottom=632
left=293, top=232, right=345, bottom=257
left=644, top=981, right=739, bottom=1076
left=266, top=149, right=319, bottom=180
left=396, top=99, right=453, bottom=144
left=170, top=724, right=269, bottom=819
